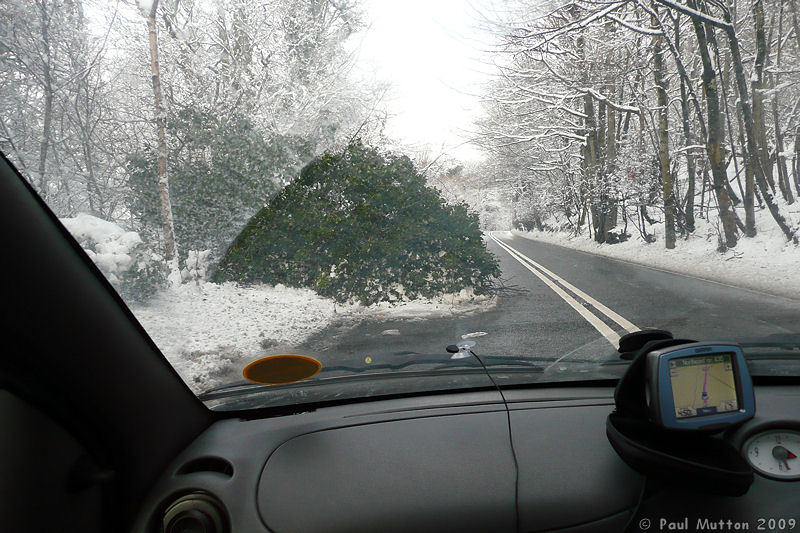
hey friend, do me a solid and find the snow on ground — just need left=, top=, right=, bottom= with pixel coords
left=347, top=288, right=496, bottom=320
left=506, top=205, right=800, bottom=300
left=130, top=282, right=496, bottom=393
left=131, top=282, right=338, bottom=391
left=58, top=214, right=498, bottom=394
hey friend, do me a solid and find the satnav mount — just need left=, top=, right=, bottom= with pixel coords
left=606, top=331, right=756, bottom=496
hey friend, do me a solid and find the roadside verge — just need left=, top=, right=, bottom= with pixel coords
left=507, top=229, right=800, bottom=302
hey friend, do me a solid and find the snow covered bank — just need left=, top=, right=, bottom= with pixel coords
left=130, top=282, right=338, bottom=391
left=130, top=282, right=496, bottom=393
left=61, top=213, right=146, bottom=283
left=60, top=213, right=165, bottom=300
left=506, top=214, right=800, bottom=300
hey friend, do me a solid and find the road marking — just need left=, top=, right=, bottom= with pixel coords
left=492, top=234, right=640, bottom=333
left=489, top=234, right=621, bottom=347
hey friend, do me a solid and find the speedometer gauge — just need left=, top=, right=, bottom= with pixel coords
left=743, top=430, right=800, bottom=480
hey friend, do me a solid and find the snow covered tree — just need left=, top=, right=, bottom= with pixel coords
left=474, top=0, right=800, bottom=248
left=0, top=0, right=126, bottom=217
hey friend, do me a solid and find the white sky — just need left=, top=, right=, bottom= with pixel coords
left=351, top=0, right=499, bottom=162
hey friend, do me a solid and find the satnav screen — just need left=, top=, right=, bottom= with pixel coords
left=669, top=354, right=738, bottom=419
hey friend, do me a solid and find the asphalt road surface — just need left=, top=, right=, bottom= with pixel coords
left=296, top=232, right=800, bottom=370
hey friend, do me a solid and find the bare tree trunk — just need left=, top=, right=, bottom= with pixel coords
left=725, top=91, right=751, bottom=232
left=145, top=1, right=179, bottom=265
left=38, top=92, right=53, bottom=196
left=794, top=130, right=800, bottom=196
left=711, top=46, right=745, bottom=213
left=597, top=99, right=608, bottom=242
left=653, top=8, right=675, bottom=249
left=676, top=15, right=695, bottom=233
left=72, top=0, right=103, bottom=217
left=700, top=165, right=709, bottom=216
left=716, top=42, right=752, bottom=232
left=723, top=4, right=796, bottom=241
left=750, top=0, right=776, bottom=195
left=686, top=0, right=738, bottom=248
left=771, top=0, right=793, bottom=204
left=605, top=105, right=618, bottom=237
left=36, top=0, right=54, bottom=197
left=792, top=0, right=800, bottom=52
left=583, top=93, right=603, bottom=243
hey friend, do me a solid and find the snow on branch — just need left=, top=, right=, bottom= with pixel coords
left=604, top=14, right=663, bottom=36
left=673, top=144, right=706, bottom=153
left=579, top=88, right=641, bottom=114
left=651, top=0, right=732, bottom=30
left=526, top=2, right=627, bottom=51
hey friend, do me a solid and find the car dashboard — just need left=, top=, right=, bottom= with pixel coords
left=133, top=384, right=800, bottom=533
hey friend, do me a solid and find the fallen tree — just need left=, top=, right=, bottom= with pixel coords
left=213, top=141, right=501, bottom=305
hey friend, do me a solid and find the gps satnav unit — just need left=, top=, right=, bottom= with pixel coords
left=607, top=336, right=756, bottom=496
left=646, top=343, right=755, bottom=430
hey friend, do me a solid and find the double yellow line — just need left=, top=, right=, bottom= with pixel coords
left=489, top=233, right=639, bottom=348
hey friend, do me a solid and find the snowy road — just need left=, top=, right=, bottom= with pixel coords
left=493, top=232, right=800, bottom=344
left=296, top=232, right=800, bottom=369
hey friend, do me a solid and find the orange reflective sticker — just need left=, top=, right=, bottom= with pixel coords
left=242, top=354, right=322, bottom=385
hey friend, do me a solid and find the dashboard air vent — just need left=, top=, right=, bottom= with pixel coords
left=176, top=457, right=233, bottom=478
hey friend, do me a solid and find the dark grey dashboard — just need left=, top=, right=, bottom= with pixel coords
left=134, top=386, right=800, bottom=532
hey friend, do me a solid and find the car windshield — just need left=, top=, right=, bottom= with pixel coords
left=2, top=0, right=799, bottom=410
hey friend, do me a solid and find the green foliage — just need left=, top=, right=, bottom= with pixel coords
left=65, top=218, right=167, bottom=303
left=118, top=249, right=168, bottom=303
left=125, top=109, right=313, bottom=258
left=213, top=141, right=501, bottom=305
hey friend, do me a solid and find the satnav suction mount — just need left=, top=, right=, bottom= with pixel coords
left=606, top=331, right=755, bottom=496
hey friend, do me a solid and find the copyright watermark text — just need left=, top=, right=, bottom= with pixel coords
left=636, top=517, right=797, bottom=531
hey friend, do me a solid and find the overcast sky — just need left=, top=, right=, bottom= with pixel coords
left=351, top=0, right=499, bottom=162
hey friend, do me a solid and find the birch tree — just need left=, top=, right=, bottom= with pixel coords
left=139, top=0, right=179, bottom=269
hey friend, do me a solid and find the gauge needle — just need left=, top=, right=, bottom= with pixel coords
left=772, top=446, right=796, bottom=470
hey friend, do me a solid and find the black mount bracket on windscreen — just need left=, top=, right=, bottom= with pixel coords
left=606, top=332, right=755, bottom=497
